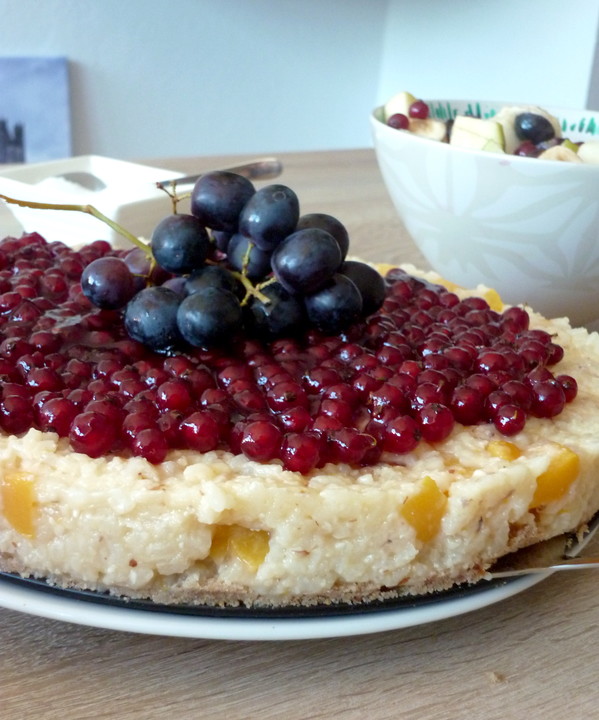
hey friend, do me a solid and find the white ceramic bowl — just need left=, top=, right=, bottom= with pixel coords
left=370, top=100, right=599, bottom=326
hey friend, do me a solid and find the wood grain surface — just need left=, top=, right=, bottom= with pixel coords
left=1, top=149, right=598, bottom=720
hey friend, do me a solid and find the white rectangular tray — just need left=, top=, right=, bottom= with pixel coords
left=0, top=155, right=183, bottom=247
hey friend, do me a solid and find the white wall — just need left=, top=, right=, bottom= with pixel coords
left=0, top=0, right=388, bottom=159
left=378, top=0, right=599, bottom=111
left=0, top=0, right=598, bottom=161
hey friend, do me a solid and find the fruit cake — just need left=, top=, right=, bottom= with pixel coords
left=0, top=173, right=598, bottom=609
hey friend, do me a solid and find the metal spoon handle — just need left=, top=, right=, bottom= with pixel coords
left=156, top=157, right=283, bottom=188
left=491, top=556, right=599, bottom=578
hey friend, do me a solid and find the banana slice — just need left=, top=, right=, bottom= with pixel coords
left=578, top=141, right=599, bottom=164
left=408, top=118, right=447, bottom=142
left=537, top=145, right=583, bottom=163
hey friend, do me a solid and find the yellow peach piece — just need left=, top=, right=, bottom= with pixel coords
left=530, top=446, right=580, bottom=509
left=0, top=472, right=37, bottom=537
left=482, top=288, right=504, bottom=312
left=401, top=475, right=447, bottom=542
left=487, top=440, right=522, bottom=461
left=210, top=524, right=270, bottom=572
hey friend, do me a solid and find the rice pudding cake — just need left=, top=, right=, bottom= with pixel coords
left=0, top=176, right=598, bottom=609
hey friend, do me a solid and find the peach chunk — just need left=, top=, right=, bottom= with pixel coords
left=530, top=446, right=580, bottom=509
left=210, top=524, right=270, bottom=571
left=401, top=475, right=447, bottom=543
left=0, top=472, right=36, bottom=537
left=487, top=440, right=522, bottom=461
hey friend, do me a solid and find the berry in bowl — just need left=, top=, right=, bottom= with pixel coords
left=370, top=93, right=599, bottom=326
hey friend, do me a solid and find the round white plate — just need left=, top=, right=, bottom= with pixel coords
left=0, top=573, right=548, bottom=641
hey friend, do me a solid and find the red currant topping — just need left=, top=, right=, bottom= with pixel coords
left=0, top=233, right=578, bottom=468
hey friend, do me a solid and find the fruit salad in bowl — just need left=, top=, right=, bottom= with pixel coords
left=370, top=93, right=599, bottom=326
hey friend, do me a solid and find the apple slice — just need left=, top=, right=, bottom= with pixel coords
left=449, top=115, right=505, bottom=153
left=384, top=91, right=417, bottom=122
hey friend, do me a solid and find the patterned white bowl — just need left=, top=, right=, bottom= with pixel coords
left=370, top=100, right=599, bottom=326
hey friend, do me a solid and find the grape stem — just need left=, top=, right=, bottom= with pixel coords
left=230, top=270, right=270, bottom=305
left=0, top=193, right=151, bottom=255
left=155, top=182, right=191, bottom=214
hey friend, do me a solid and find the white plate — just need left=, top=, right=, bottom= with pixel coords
left=0, top=573, right=548, bottom=641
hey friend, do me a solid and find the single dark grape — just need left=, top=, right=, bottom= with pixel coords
left=238, top=184, right=300, bottom=251
left=123, top=247, right=170, bottom=291
left=212, top=230, right=232, bottom=253
left=227, top=233, right=273, bottom=281
left=296, top=213, right=350, bottom=259
left=246, top=281, right=306, bottom=339
left=514, top=113, right=556, bottom=144
left=185, top=264, right=244, bottom=299
left=339, top=260, right=386, bottom=316
left=304, top=274, right=363, bottom=334
left=271, top=228, right=342, bottom=294
left=151, top=214, right=210, bottom=275
left=190, top=171, right=255, bottom=233
left=177, top=287, right=243, bottom=348
left=124, top=286, right=182, bottom=352
left=161, top=276, right=188, bottom=297
left=81, top=256, right=137, bottom=310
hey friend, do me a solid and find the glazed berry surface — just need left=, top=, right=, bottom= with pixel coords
left=0, top=233, right=577, bottom=472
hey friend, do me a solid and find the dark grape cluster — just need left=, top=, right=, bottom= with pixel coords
left=80, top=170, right=385, bottom=352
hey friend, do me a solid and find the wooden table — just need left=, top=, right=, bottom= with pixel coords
left=1, top=149, right=598, bottom=720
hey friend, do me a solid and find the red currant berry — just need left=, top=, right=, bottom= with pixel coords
left=69, top=411, right=117, bottom=458
left=408, top=100, right=429, bottom=119
left=280, top=432, right=322, bottom=473
left=387, top=112, right=409, bottom=130
left=239, top=420, right=282, bottom=462
left=383, top=415, right=421, bottom=454
left=493, top=404, right=526, bottom=436
left=417, top=403, right=455, bottom=443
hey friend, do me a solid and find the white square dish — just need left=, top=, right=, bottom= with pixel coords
left=0, top=155, right=182, bottom=248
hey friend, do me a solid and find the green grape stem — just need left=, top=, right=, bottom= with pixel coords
left=230, top=270, right=271, bottom=306
left=155, top=182, right=191, bottom=214
left=0, top=193, right=151, bottom=256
